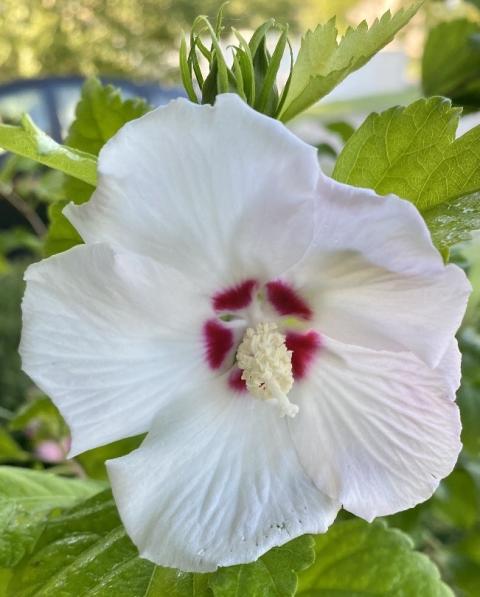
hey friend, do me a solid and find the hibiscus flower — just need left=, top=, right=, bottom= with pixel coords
left=20, top=94, right=471, bottom=572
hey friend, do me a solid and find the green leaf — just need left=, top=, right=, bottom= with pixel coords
left=0, top=429, right=29, bottom=464
left=458, top=327, right=480, bottom=458
left=76, top=435, right=144, bottom=481
left=45, top=78, right=150, bottom=256
left=333, top=97, right=480, bottom=251
left=9, top=396, right=65, bottom=435
left=209, top=535, right=315, bottom=597
left=0, top=116, right=97, bottom=185
left=0, top=570, right=13, bottom=597
left=43, top=200, right=82, bottom=257
left=8, top=490, right=209, bottom=597
left=423, top=193, right=480, bottom=253
left=296, top=519, right=452, bottom=596
left=431, top=468, right=479, bottom=530
left=422, top=19, right=480, bottom=111
left=0, top=466, right=103, bottom=569
left=9, top=488, right=317, bottom=597
left=0, top=264, right=32, bottom=413
left=279, top=2, right=422, bottom=122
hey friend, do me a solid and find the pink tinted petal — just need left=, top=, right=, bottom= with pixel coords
left=213, top=279, right=257, bottom=312
left=289, top=337, right=462, bottom=519
left=287, top=177, right=471, bottom=367
left=266, top=280, right=312, bottom=320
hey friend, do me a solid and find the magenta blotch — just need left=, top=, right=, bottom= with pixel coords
left=286, top=331, right=322, bottom=379
left=213, top=279, right=257, bottom=311
left=228, top=368, right=247, bottom=393
left=203, top=319, right=234, bottom=370
left=266, top=280, right=312, bottom=320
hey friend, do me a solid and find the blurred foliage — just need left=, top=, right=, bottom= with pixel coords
left=0, top=265, right=31, bottom=414
left=423, top=18, right=480, bottom=112
left=0, top=0, right=361, bottom=84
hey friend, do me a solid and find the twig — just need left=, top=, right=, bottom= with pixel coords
left=0, top=181, right=47, bottom=237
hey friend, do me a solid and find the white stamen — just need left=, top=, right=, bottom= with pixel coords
left=236, top=322, right=298, bottom=418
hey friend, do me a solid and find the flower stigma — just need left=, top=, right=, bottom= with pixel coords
left=236, top=322, right=298, bottom=418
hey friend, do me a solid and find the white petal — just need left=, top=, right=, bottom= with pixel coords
left=288, top=176, right=470, bottom=367
left=436, top=338, right=462, bottom=397
left=20, top=244, right=211, bottom=456
left=107, top=376, right=339, bottom=572
left=65, top=94, right=319, bottom=288
left=289, top=337, right=462, bottom=520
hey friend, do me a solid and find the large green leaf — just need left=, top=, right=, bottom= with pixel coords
left=0, top=466, right=103, bottom=569
left=45, top=78, right=150, bottom=256
left=7, top=489, right=313, bottom=597
left=333, top=97, right=480, bottom=251
left=296, top=520, right=452, bottom=596
left=422, top=19, right=480, bottom=111
left=279, top=2, right=422, bottom=122
left=209, top=535, right=315, bottom=597
left=0, top=116, right=96, bottom=186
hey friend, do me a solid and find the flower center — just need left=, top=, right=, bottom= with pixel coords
left=236, top=322, right=298, bottom=418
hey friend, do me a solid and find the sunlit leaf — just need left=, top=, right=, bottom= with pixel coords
left=333, top=97, right=480, bottom=251
left=279, top=2, right=422, bottom=122
left=0, top=466, right=103, bottom=569
left=0, top=116, right=96, bottom=186
left=296, top=519, right=452, bottom=596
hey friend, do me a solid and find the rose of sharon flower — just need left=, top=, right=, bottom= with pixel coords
left=20, top=94, right=470, bottom=572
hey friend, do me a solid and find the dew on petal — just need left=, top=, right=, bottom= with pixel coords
left=203, top=319, right=234, bottom=370
left=286, top=331, right=322, bottom=379
left=266, top=280, right=312, bottom=320
left=213, top=279, right=257, bottom=311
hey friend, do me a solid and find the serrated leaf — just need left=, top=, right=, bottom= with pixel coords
left=296, top=519, right=452, bottom=596
left=45, top=78, right=150, bottom=256
left=0, top=116, right=97, bottom=185
left=423, top=193, right=480, bottom=252
left=0, top=466, right=103, bottom=569
left=209, top=535, right=315, bottom=597
left=9, top=488, right=317, bottom=597
left=43, top=200, right=82, bottom=257
left=7, top=490, right=209, bottom=597
left=279, top=2, right=422, bottom=122
left=423, top=19, right=480, bottom=111
left=333, top=97, right=480, bottom=251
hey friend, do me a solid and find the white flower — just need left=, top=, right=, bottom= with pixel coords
left=20, top=94, right=471, bottom=572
